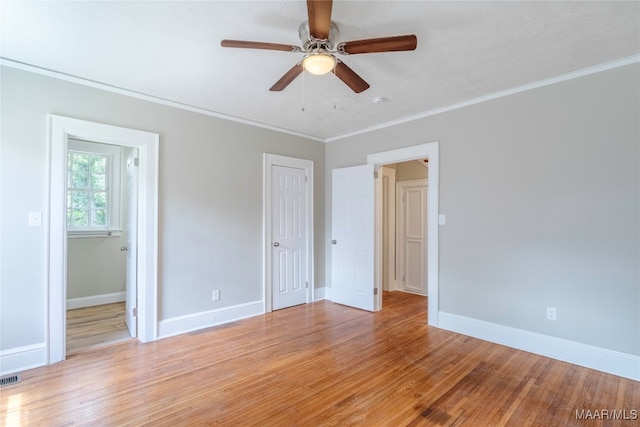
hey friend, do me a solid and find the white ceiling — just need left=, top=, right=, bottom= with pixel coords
left=2, top=1, right=639, bottom=141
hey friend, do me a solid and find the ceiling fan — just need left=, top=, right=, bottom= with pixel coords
left=221, top=0, right=417, bottom=93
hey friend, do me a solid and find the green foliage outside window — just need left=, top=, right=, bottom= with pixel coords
left=67, top=152, right=109, bottom=228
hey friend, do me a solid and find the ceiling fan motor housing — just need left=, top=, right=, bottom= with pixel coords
left=298, top=20, right=340, bottom=51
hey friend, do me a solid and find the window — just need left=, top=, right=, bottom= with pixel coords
left=67, top=151, right=109, bottom=227
left=67, top=139, right=121, bottom=236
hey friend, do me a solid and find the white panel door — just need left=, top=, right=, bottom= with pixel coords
left=398, top=181, right=427, bottom=295
left=331, top=164, right=375, bottom=311
left=272, top=165, right=307, bottom=310
left=125, top=150, right=138, bottom=337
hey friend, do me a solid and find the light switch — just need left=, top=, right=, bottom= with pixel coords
left=29, top=211, right=42, bottom=227
left=438, top=214, right=446, bottom=225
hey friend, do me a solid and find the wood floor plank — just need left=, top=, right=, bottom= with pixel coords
left=1, top=292, right=638, bottom=426
left=66, top=302, right=131, bottom=354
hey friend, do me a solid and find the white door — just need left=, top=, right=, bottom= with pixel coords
left=397, top=180, right=427, bottom=295
left=125, top=150, right=138, bottom=337
left=272, top=165, right=307, bottom=310
left=331, top=164, right=375, bottom=311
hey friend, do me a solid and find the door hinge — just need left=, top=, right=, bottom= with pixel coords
left=374, top=171, right=379, bottom=179
left=134, top=157, right=139, bottom=167
left=403, top=276, right=406, bottom=282
left=132, top=307, right=138, bottom=317
left=306, top=281, right=309, bottom=289
left=374, top=287, right=378, bottom=295
left=305, top=176, right=308, bottom=183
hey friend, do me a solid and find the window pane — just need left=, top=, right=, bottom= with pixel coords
left=92, top=192, right=107, bottom=208
left=91, top=173, right=106, bottom=190
left=72, top=209, right=88, bottom=226
left=72, top=191, right=89, bottom=208
left=90, top=156, right=106, bottom=174
left=67, top=208, right=72, bottom=226
left=71, top=153, right=89, bottom=172
left=93, top=209, right=107, bottom=226
left=71, top=171, right=89, bottom=189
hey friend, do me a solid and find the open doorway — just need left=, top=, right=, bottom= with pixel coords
left=65, top=140, right=137, bottom=354
left=48, top=115, right=159, bottom=364
left=380, top=159, right=428, bottom=298
left=368, top=142, right=439, bottom=325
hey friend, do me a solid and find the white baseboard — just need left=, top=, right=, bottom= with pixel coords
left=158, top=300, right=263, bottom=339
left=438, top=311, right=640, bottom=381
left=314, top=287, right=326, bottom=301
left=0, top=343, right=47, bottom=375
left=67, top=291, right=126, bottom=309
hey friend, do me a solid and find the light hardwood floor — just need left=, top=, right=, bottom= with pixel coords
left=66, top=302, right=132, bottom=354
left=3, top=292, right=638, bottom=426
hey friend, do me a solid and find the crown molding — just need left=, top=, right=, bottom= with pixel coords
left=0, top=58, right=324, bottom=143
left=325, top=54, right=640, bottom=143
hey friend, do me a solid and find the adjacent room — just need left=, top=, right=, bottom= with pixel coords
left=1, top=1, right=638, bottom=425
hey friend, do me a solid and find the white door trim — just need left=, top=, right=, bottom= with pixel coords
left=380, top=166, right=397, bottom=292
left=263, top=154, right=314, bottom=313
left=367, top=141, right=439, bottom=326
left=125, top=149, right=139, bottom=338
left=48, top=115, right=159, bottom=364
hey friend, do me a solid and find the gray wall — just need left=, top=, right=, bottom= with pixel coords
left=326, top=63, right=639, bottom=356
left=0, top=66, right=325, bottom=351
left=67, top=236, right=127, bottom=299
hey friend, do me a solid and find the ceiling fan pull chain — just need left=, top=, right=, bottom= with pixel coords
left=333, top=67, right=338, bottom=110
left=301, top=68, right=306, bottom=112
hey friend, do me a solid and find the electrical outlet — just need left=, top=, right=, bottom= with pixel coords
left=546, top=306, right=557, bottom=321
left=212, top=290, right=220, bottom=302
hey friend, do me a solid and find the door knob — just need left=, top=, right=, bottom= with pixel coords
left=120, top=245, right=128, bottom=251
left=331, top=240, right=337, bottom=245
left=273, top=242, right=280, bottom=247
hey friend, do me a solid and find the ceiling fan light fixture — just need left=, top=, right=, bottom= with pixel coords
left=302, top=51, right=336, bottom=75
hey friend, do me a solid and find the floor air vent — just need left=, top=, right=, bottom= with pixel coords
left=0, top=373, right=21, bottom=387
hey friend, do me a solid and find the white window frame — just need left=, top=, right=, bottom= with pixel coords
left=67, top=139, right=122, bottom=237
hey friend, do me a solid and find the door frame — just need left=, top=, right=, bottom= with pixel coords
left=48, top=115, right=159, bottom=364
left=125, top=148, right=139, bottom=338
left=380, top=166, right=397, bottom=292
left=367, top=141, right=439, bottom=325
left=263, top=154, right=314, bottom=313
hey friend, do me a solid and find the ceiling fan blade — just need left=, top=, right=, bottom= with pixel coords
left=307, top=0, right=333, bottom=39
left=269, top=63, right=304, bottom=91
left=338, top=35, right=417, bottom=55
left=221, top=40, right=301, bottom=52
left=334, top=61, right=370, bottom=94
